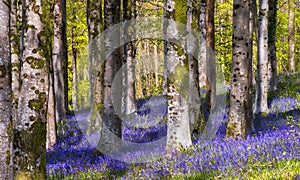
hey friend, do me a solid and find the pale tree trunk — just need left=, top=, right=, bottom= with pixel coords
left=226, top=0, right=250, bottom=140
left=205, top=0, right=216, bottom=112
left=154, top=44, right=159, bottom=91
left=268, top=0, right=278, bottom=91
left=187, top=0, right=203, bottom=135
left=247, top=0, right=256, bottom=133
left=0, top=1, right=14, bottom=179
left=165, top=0, right=192, bottom=150
left=47, top=59, right=56, bottom=149
left=255, top=0, right=269, bottom=114
left=123, top=0, right=136, bottom=115
left=199, top=0, right=207, bottom=89
left=288, top=0, right=295, bottom=72
left=53, top=0, right=67, bottom=125
left=87, top=0, right=103, bottom=132
left=99, top=0, right=122, bottom=154
left=71, top=27, right=78, bottom=111
left=10, top=0, right=20, bottom=128
left=14, top=0, right=48, bottom=178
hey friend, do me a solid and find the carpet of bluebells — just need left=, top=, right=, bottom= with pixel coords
left=47, top=73, right=300, bottom=179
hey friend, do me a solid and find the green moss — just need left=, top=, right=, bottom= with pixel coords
left=26, top=56, right=45, bottom=69
left=6, top=150, right=11, bottom=165
left=226, top=122, right=237, bottom=138
left=96, top=102, right=103, bottom=110
left=28, top=92, right=46, bottom=110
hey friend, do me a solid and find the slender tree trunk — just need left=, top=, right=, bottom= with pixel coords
left=47, top=63, right=57, bottom=149
left=165, top=0, right=192, bottom=150
left=226, top=0, right=250, bottom=140
left=288, top=0, right=295, bottom=72
left=247, top=0, right=256, bottom=133
left=99, top=0, right=122, bottom=154
left=255, top=0, right=269, bottom=114
left=205, top=0, right=216, bottom=112
left=123, top=0, right=136, bottom=115
left=53, top=0, right=67, bottom=125
left=62, top=0, right=68, bottom=111
left=0, top=1, right=14, bottom=178
left=87, top=0, right=103, bottom=132
left=187, top=0, right=203, bottom=135
left=268, top=0, right=278, bottom=91
left=71, top=27, right=78, bottom=111
left=14, top=0, right=49, bottom=178
left=199, top=0, right=207, bottom=89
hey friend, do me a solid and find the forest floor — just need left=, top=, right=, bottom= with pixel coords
left=47, top=73, right=300, bottom=179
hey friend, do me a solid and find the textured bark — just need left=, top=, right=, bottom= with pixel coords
left=226, top=0, right=250, bottom=140
left=123, top=0, right=136, bottom=115
left=205, top=0, right=216, bottom=112
left=62, top=0, right=68, bottom=111
left=47, top=60, right=56, bottom=149
left=87, top=0, right=103, bottom=132
left=99, top=0, right=122, bottom=154
left=247, top=0, right=256, bottom=133
left=187, top=0, right=203, bottom=135
left=199, top=0, right=207, bottom=88
left=14, top=0, right=48, bottom=178
left=0, top=1, right=14, bottom=179
left=165, top=0, right=192, bottom=150
left=53, top=0, right=67, bottom=126
left=267, top=0, right=278, bottom=91
left=288, top=0, right=295, bottom=72
left=71, top=27, right=78, bottom=111
left=10, top=0, right=20, bottom=128
left=255, top=0, right=269, bottom=114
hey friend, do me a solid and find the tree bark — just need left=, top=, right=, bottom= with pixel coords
left=255, top=0, right=269, bottom=114
left=53, top=0, right=67, bottom=125
left=14, top=0, right=48, bottom=178
left=99, top=0, right=122, bottom=154
left=267, top=0, right=278, bottom=91
left=165, top=0, right=192, bottom=150
left=199, top=0, right=207, bottom=88
left=288, top=0, right=295, bottom=72
left=226, top=0, right=250, bottom=140
left=0, top=1, right=14, bottom=178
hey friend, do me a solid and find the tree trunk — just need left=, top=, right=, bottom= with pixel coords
left=0, top=1, right=14, bottom=178
left=226, top=0, right=250, bottom=140
left=165, top=0, right=192, bottom=150
left=87, top=0, right=103, bottom=132
left=205, top=0, right=216, bottom=112
left=288, top=0, right=295, bottom=72
left=199, top=0, right=207, bottom=88
left=123, top=0, right=136, bottom=115
left=268, top=0, right=278, bottom=91
left=62, top=0, right=68, bottom=111
left=53, top=0, right=67, bottom=125
left=255, top=0, right=269, bottom=114
left=247, top=0, right=256, bottom=133
left=14, top=0, right=48, bottom=178
left=71, top=27, right=78, bottom=111
left=99, top=0, right=122, bottom=154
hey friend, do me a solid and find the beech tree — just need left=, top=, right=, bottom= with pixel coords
left=14, top=0, right=49, bottom=178
left=255, top=0, right=269, bottom=114
left=288, top=0, right=295, bottom=72
left=226, top=0, right=250, bottom=140
left=165, top=0, right=192, bottom=150
left=0, top=0, right=14, bottom=178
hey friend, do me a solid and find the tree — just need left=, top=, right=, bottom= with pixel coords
left=123, top=0, right=137, bottom=115
left=99, top=0, right=122, bottom=154
left=165, top=0, right=192, bottom=150
left=205, top=0, right=216, bottom=112
left=87, top=0, right=103, bottom=132
left=14, top=0, right=49, bottom=178
left=268, top=0, right=278, bottom=91
left=226, top=0, right=250, bottom=140
left=288, top=0, right=295, bottom=72
left=53, top=0, right=67, bottom=126
left=0, top=1, right=14, bottom=179
left=255, top=0, right=269, bottom=114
